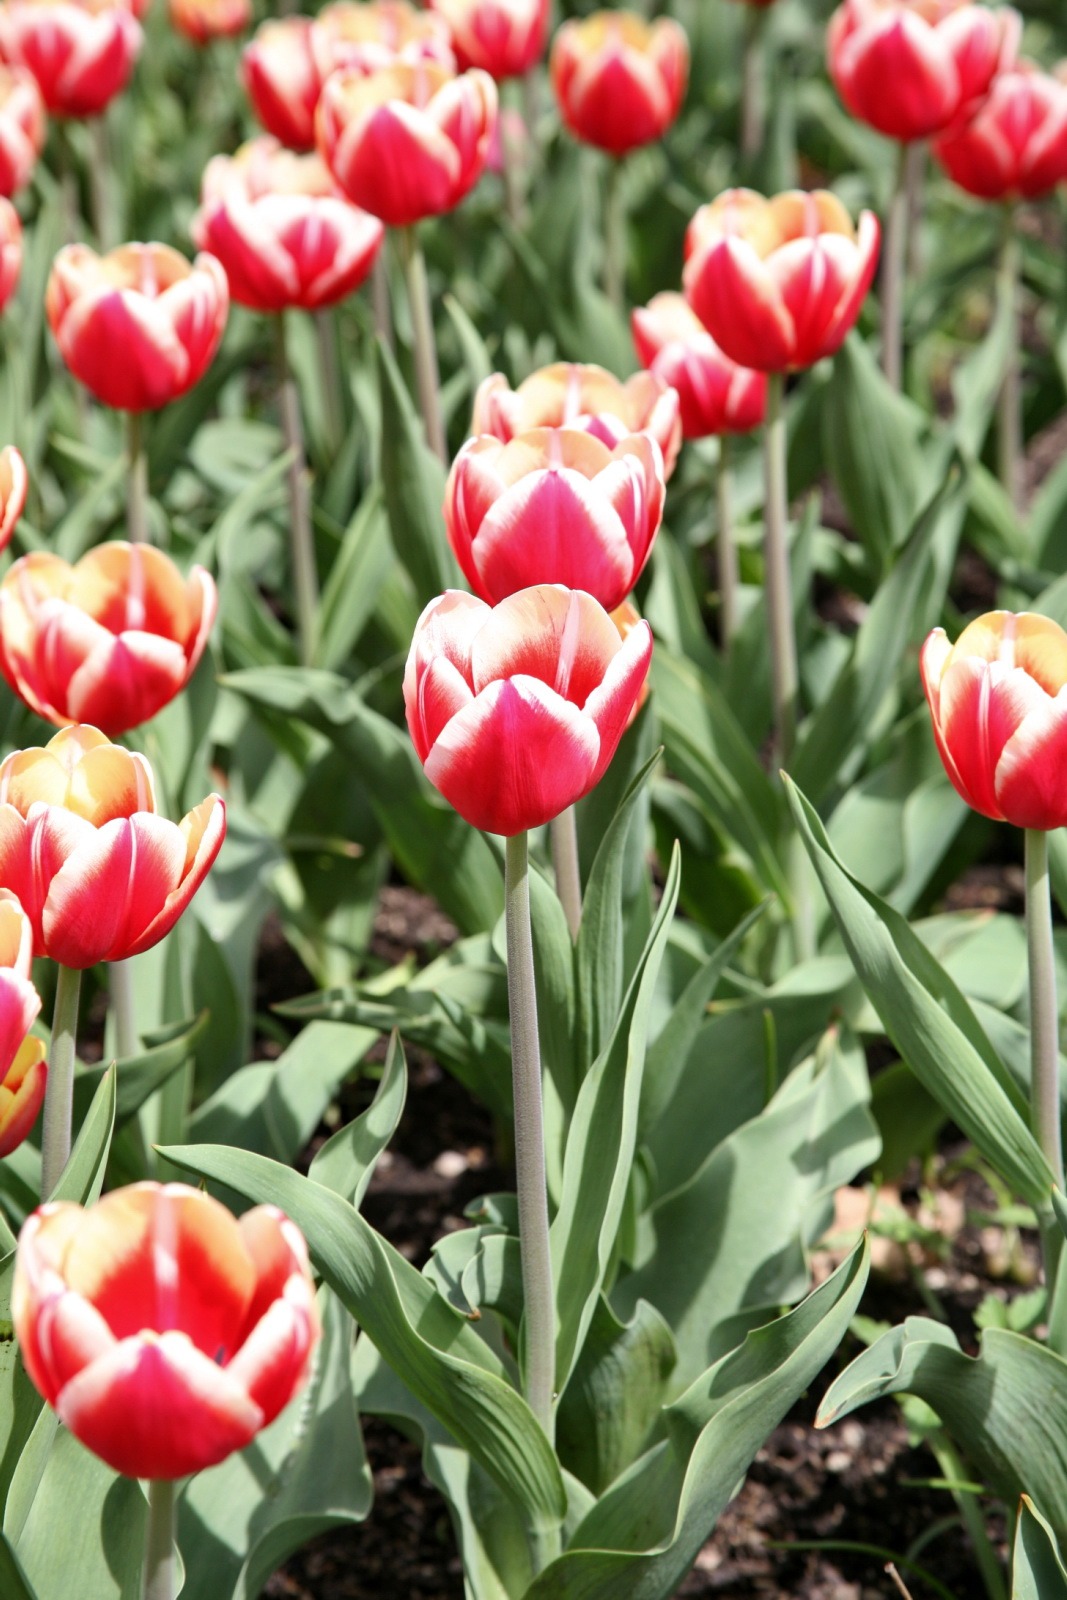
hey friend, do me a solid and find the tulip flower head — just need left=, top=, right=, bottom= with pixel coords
left=169, top=0, right=251, bottom=45
left=241, top=17, right=323, bottom=150
left=445, top=428, right=665, bottom=611
left=428, top=0, right=548, bottom=80
left=684, top=188, right=880, bottom=373
left=933, top=62, right=1067, bottom=200
left=317, top=59, right=497, bottom=227
left=0, top=443, right=27, bottom=550
left=0, top=194, right=20, bottom=314
left=550, top=10, right=689, bottom=156
left=921, top=611, right=1067, bottom=832
left=827, top=0, right=1019, bottom=143
left=46, top=241, right=229, bottom=411
left=311, top=0, right=455, bottom=77
left=14, top=1183, right=320, bottom=1478
left=0, top=0, right=143, bottom=118
left=632, top=292, right=767, bottom=440
left=0, top=63, right=43, bottom=195
left=0, top=541, right=217, bottom=735
left=0, top=724, right=225, bottom=968
left=0, top=887, right=44, bottom=1157
left=472, top=362, right=682, bottom=479
left=405, top=585, right=652, bottom=835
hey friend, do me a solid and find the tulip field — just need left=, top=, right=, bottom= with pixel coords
left=4, top=0, right=1067, bottom=1594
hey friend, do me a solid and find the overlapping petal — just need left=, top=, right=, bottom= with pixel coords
left=632, top=291, right=766, bottom=438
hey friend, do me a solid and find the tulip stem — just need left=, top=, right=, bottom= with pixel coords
left=275, top=312, right=320, bottom=667
left=314, top=307, right=344, bottom=459
left=716, top=433, right=739, bottom=658
left=127, top=411, right=149, bottom=545
left=1026, top=829, right=1062, bottom=1187
left=40, top=965, right=82, bottom=1198
left=371, top=247, right=393, bottom=353
left=763, top=369, right=798, bottom=765
left=88, top=115, right=116, bottom=250
left=142, top=1478, right=176, bottom=1600
left=603, top=157, right=626, bottom=311
left=740, top=5, right=766, bottom=164
left=110, top=958, right=138, bottom=1060
left=504, top=831, right=556, bottom=1449
left=998, top=205, right=1023, bottom=516
left=882, top=141, right=912, bottom=391
left=550, top=806, right=582, bottom=941
left=399, top=227, right=447, bottom=463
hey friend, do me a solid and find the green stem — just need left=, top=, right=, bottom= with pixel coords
left=716, top=434, right=739, bottom=658
left=1026, top=829, right=1062, bottom=1186
left=127, top=410, right=148, bottom=544
left=929, top=1433, right=1006, bottom=1600
left=881, top=141, right=912, bottom=391
left=88, top=113, right=115, bottom=249
left=40, top=966, right=82, bottom=1198
left=740, top=5, right=766, bottom=163
left=275, top=312, right=320, bottom=666
left=997, top=205, right=1022, bottom=515
left=314, top=307, right=344, bottom=458
left=142, top=1479, right=176, bottom=1600
left=399, top=226, right=446, bottom=462
left=109, top=958, right=138, bottom=1060
left=550, top=806, right=582, bottom=941
left=762, top=370, right=798, bottom=765
left=603, top=157, right=626, bottom=311
left=371, top=245, right=393, bottom=353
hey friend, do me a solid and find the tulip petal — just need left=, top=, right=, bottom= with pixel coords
left=995, top=689, right=1067, bottom=830
left=685, top=236, right=795, bottom=372
left=123, top=795, right=226, bottom=958
left=227, top=1285, right=316, bottom=1426
left=583, top=617, right=653, bottom=783
left=470, top=585, right=622, bottom=706
left=935, top=657, right=1046, bottom=820
left=0, top=967, right=39, bottom=1084
left=417, top=655, right=475, bottom=757
left=0, top=1036, right=45, bottom=1156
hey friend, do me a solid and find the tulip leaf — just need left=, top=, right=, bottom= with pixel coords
left=52, top=1066, right=116, bottom=1207
left=0, top=1265, right=46, bottom=1533
left=0, top=1533, right=35, bottom=1600
left=785, top=776, right=1052, bottom=1209
left=376, top=336, right=459, bottom=605
left=312, top=483, right=392, bottom=672
left=1013, top=1497, right=1067, bottom=1600
left=157, top=1142, right=567, bottom=1532
left=14, top=1426, right=145, bottom=1600
left=308, top=1029, right=406, bottom=1205
left=72, top=1012, right=209, bottom=1130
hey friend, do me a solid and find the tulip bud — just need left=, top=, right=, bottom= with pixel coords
left=0, top=0, right=143, bottom=119
left=0, top=887, right=44, bottom=1156
left=428, top=0, right=548, bottom=80
left=0, top=540, right=217, bottom=735
left=311, top=0, right=455, bottom=78
left=684, top=187, right=880, bottom=374
left=921, top=611, right=1067, bottom=832
left=13, top=1183, right=320, bottom=1478
left=0, top=197, right=21, bottom=315
left=241, top=16, right=323, bottom=151
left=632, top=292, right=767, bottom=440
left=472, top=361, right=681, bottom=478
left=404, top=585, right=652, bottom=835
left=46, top=241, right=229, bottom=412
left=169, top=0, right=251, bottom=45
left=445, top=428, right=665, bottom=611
left=550, top=10, right=689, bottom=155
left=0, top=64, right=44, bottom=196
left=827, top=0, right=1020, bottom=143
left=191, top=137, right=383, bottom=313
left=0, top=724, right=225, bottom=967
left=316, top=59, right=497, bottom=227
left=933, top=62, right=1067, bottom=200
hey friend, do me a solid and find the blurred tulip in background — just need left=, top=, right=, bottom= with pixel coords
left=241, top=17, right=322, bottom=151
left=0, top=888, right=44, bottom=1158
left=429, top=0, right=548, bottom=80
left=0, top=62, right=42, bottom=194
left=550, top=9, right=688, bottom=155
left=0, top=0, right=142, bottom=118
left=934, top=61, right=1067, bottom=199
left=168, top=0, right=251, bottom=46
left=632, top=292, right=766, bottom=439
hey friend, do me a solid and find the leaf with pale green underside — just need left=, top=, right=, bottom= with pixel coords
left=1013, top=1497, right=1067, bottom=1600
left=309, top=1030, right=406, bottom=1205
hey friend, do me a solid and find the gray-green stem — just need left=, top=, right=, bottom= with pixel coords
left=550, top=806, right=582, bottom=941
left=399, top=226, right=446, bottom=462
left=1026, top=829, right=1062, bottom=1186
left=604, top=157, right=626, bottom=311
left=127, top=410, right=148, bottom=544
left=275, top=312, right=320, bottom=666
left=716, top=433, right=739, bottom=658
left=998, top=205, right=1022, bottom=515
left=762, top=370, right=798, bottom=765
left=881, top=141, right=914, bottom=391
left=110, top=958, right=138, bottom=1060
left=740, top=5, right=766, bottom=163
left=371, top=246, right=393, bottom=353
left=89, top=113, right=116, bottom=249
left=504, top=832, right=555, bottom=1444
left=142, top=1478, right=176, bottom=1600
left=40, top=965, right=82, bottom=1197
left=314, top=307, right=344, bottom=458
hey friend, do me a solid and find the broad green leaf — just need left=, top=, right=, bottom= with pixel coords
left=52, top=1066, right=116, bottom=1205
left=376, top=337, right=458, bottom=604
left=870, top=1060, right=945, bottom=1180
left=309, top=1030, right=406, bottom=1204
left=72, top=1013, right=208, bottom=1130
left=15, top=1427, right=145, bottom=1600
left=528, top=861, right=579, bottom=1133
left=0, top=1532, right=35, bottom=1600
left=1014, top=1497, right=1067, bottom=1600
left=313, top=484, right=392, bottom=671
left=158, top=1142, right=567, bottom=1532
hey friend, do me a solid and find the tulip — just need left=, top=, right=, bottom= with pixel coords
left=241, top=17, right=322, bottom=151
left=428, top=0, right=548, bottom=80
left=311, top=0, right=455, bottom=78
left=445, top=429, right=665, bottom=612
left=0, top=63, right=43, bottom=195
left=0, top=724, right=225, bottom=968
left=404, top=584, right=652, bottom=835
left=0, top=195, right=20, bottom=315
left=550, top=10, right=688, bottom=156
left=13, top=1183, right=320, bottom=1479
left=472, top=362, right=681, bottom=479
left=45, top=242, right=229, bottom=412
left=191, top=137, right=383, bottom=313
left=631, top=292, right=766, bottom=440
left=933, top=61, right=1067, bottom=200
left=168, top=0, right=250, bottom=45
left=0, top=0, right=142, bottom=118
left=0, top=886, right=44, bottom=1157
left=0, top=443, right=26, bottom=549
left=0, top=541, right=217, bottom=736
left=316, top=59, right=497, bottom=227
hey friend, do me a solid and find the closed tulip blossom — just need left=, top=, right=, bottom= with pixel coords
left=0, top=887, right=45, bottom=1157
left=933, top=62, right=1067, bottom=199
left=317, top=59, right=496, bottom=226
left=632, top=292, right=766, bottom=439
left=405, top=585, right=652, bottom=835
left=550, top=10, right=689, bottom=155
left=46, top=242, right=228, bottom=412
left=429, top=0, right=548, bottom=80
left=472, top=362, right=682, bottom=479
left=168, top=0, right=251, bottom=45
left=13, top=1183, right=320, bottom=1479
left=827, top=0, right=1019, bottom=143
left=192, top=138, right=383, bottom=313
left=0, top=444, right=27, bottom=550
left=684, top=188, right=880, bottom=374
left=0, top=64, right=43, bottom=195
left=445, top=429, right=665, bottom=611
left=241, top=17, right=322, bottom=150
left=311, top=0, right=454, bottom=77
left=0, top=541, right=216, bottom=735
left=0, top=195, right=20, bottom=314
left=0, top=0, right=142, bottom=118
left=0, top=724, right=225, bottom=968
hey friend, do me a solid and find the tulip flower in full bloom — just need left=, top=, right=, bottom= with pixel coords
left=0, top=542, right=217, bottom=735
left=550, top=11, right=689, bottom=156
left=0, top=195, right=20, bottom=315
left=933, top=62, right=1067, bottom=200
left=0, top=887, right=45, bottom=1157
left=428, top=0, right=549, bottom=80
left=168, top=0, right=251, bottom=45
left=0, top=63, right=43, bottom=195
left=684, top=188, right=880, bottom=373
left=445, top=429, right=665, bottom=611
left=632, top=292, right=766, bottom=440
left=0, top=0, right=143, bottom=118
left=14, top=1183, right=319, bottom=1478
left=405, top=585, right=652, bottom=835
left=0, top=724, right=225, bottom=968
left=472, top=362, right=682, bottom=478
left=46, top=242, right=229, bottom=412
left=241, top=17, right=322, bottom=150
